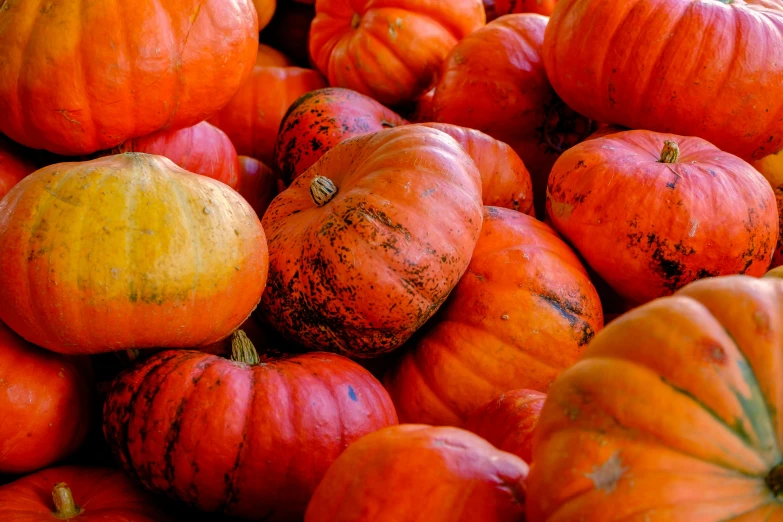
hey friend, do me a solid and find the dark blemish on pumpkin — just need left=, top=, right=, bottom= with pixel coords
left=348, top=386, right=357, bottom=401
left=537, top=292, right=595, bottom=346
left=576, top=160, right=587, bottom=169
left=695, top=268, right=718, bottom=279
left=310, top=138, right=322, bottom=151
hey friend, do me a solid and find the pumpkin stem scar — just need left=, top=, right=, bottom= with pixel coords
left=310, top=176, right=338, bottom=206
left=766, top=462, right=783, bottom=497
left=585, top=452, right=628, bottom=493
left=52, top=483, right=83, bottom=519
left=56, top=109, right=82, bottom=126
left=351, top=13, right=361, bottom=29
left=659, top=140, right=680, bottom=163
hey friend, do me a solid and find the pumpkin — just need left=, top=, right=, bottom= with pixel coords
left=304, top=425, right=528, bottom=522
left=0, top=322, right=93, bottom=474
left=259, top=2, right=316, bottom=67
left=256, top=43, right=293, bottom=67
left=209, top=66, right=327, bottom=166
left=416, top=123, right=534, bottom=215
left=543, top=0, right=783, bottom=161
left=0, top=1, right=259, bottom=156
left=0, top=466, right=173, bottom=521
left=103, top=332, right=398, bottom=521
left=754, top=149, right=783, bottom=268
left=432, top=13, right=595, bottom=216
left=406, top=88, right=436, bottom=123
left=527, top=275, right=783, bottom=521
left=309, top=0, right=486, bottom=106
left=464, top=389, right=546, bottom=464
left=495, top=0, right=557, bottom=15
left=275, top=88, right=408, bottom=185
left=253, top=0, right=276, bottom=31
left=261, top=125, right=483, bottom=357
left=547, top=130, right=778, bottom=306
left=237, top=156, right=279, bottom=219
left=0, top=153, right=268, bottom=354
left=0, top=135, right=35, bottom=201
left=384, top=207, right=602, bottom=426
left=110, top=121, right=240, bottom=190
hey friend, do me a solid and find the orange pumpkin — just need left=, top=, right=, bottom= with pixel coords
left=384, top=207, right=603, bottom=426
left=754, top=149, right=783, bottom=268
left=309, top=0, right=486, bottom=106
left=237, top=156, right=279, bottom=219
left=495, top=0, right=557, bottom=15
left=0, top=135, right=35, bottom=200
left=528, top=275, right=783, bottom=521
left=261, top=126, right=483, bottom=357
left=253, top=0, right=277, bottom=31
left=0, top=153, right=268, bottom=354
left=256, top=43, right=293, bottom=67
left=0, top=1, right=259, bottom=155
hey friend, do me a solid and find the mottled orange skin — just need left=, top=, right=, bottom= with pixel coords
left=103, top=349, right=398, bottom=521
left=432, top=14, right=595, bottom=216
left=384, top=207, right=603, bottom=426
left=0, top=0, right=258, bottom=156
left=261, top=126, right=483, bottom=357
left=464, top=389, right=546, bottom=463
left=0, top=153, right=269, bottom=354
left=0, top=322, right=93, bottom=474
left=275, top=88, right=408, bottom=185
left=309, top=0, right=486, bottom=106
left=237, top=156, right=279, bottom=219
left=543, top=0, right=783, bottom=161
left=754, top=150, right=783, bottom=268
left=255, top=43, right=293, bottom=67
left=528, top=275, right=783, bottom=522
left=417, top=122, right=534, bottom=215
left=0, top=466, right=174, bottom=521
left=209, top=66, right=327, bottom=166
left=305, top=425, right=528, bottom=522
left=547, top=130, right=778, bottom=306
left=496, top=0, right=557, bottom=15
left=0, top=135, right=35, bottom=201
left=112, top=121, right=240, bottom=190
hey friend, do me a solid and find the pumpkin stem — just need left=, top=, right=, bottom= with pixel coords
left=230, top=330, right=261, bottom=365
left=767, top=462, right=783, bottom=497
left=52, top=483, right=83, bottom=519
left=659, top=141, right=680, bottom=163
left=350, top=12, right=361, bottom=29
left=310, top=176, right=338, bottom=207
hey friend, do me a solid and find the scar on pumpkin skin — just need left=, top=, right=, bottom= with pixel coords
left=585, top=452, right=628, bottom=493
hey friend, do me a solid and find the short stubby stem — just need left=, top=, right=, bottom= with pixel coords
left=351, top=13, right=361, bottom=29
left=52, top=483, right=83, bottom=519
left=767, top=463, right=783, bottom=498
left=310, top=176, right=338, bottom=207
left=659, top=140, right=680, bottom=163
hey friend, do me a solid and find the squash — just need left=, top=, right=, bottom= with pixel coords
left=237, top=156, right=279, bottom=219
left=754, top=149, right=783, bottom=268
left=0, top=0, right=259, bottom=155
left=547, top=130, right=778, bottom=306
left=384, top=207, right=602, bottom=426
left=253, top=0, right=276, bottom=31
left=261, top=126, right=483, bottom=357
left=543, top=0, right=783, bottom=161
left=0, top=135, right=35, bottom=201
left=496, top=0, right=557, bottom=15
left=256, top=43, right=293, bottom=67
left=528, top=274, right=783, bottom=521
left=305, top=425, right=528, bottom=522
left=0, top=153, right=268, bottom=354
left=309, top=0, right=486, bottom=106
left=103, top=332, right=398, bottom=521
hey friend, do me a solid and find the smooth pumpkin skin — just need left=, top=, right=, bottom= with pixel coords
left=111, top=121, right=240, bottom=190
left=547, top=130, right=778, bottom=306
left=237, top=156, right=279, bottom=219
left=255, top=43, right=293, bottom=67
left=543, top=0, right=783, bottom=161
left=464, top=389, right=546, bottom=464
left=0, top=322, right=93, bottom=474
left=0, top=0, right=258, bottom=156
left=103, top=349, right=398, bottom=521
left=432, top=14, right=595, bottom=216
left=527, top=275, right=783, bottom=522
left=384, top=207, right=603, bottom=426
left=496, top=0, right=557, bottom=15
left=0, top=135, right=35, bottom=201
left=416, top=122, right=534, bottom=215
left=0, top=153, right=269, bottom=354
left=275, top=87, right=408, bottom=185
left=305, top=425, right=528, bottom=522
left=209, top=66, right=327, bottom=166
left=754, top=150, right=783, bottom=268
left=253, top=0, right=277, bottom=31
left=261, top=125, right=484, bottom=357
left=309, top=0, right=486, bottom=106
left=0, top=466, right=174, bottom=521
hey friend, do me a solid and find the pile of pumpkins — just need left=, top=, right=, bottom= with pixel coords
left=1, top=0, right=782, bottom=520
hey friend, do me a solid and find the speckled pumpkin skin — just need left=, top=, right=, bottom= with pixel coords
left=261, top=125, right=484, bottom=358
left=103, top=349, right=398, bottom=521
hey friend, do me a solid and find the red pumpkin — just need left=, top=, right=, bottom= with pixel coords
left=209, top=66, right=327, bottom=166
left=0, top=1, right=259, bottom=155
left=547, top=130, right=778, bottom=306
left=464, top=389, right=546, bottom=463
left=0, top=322, right=93, bottom=474
left=432, top=14, right=595, bottom=216
left=259, top=2, right=316, bottom=67
left=0, top=135, right=35, bottom=201
left=111, top=121, right=240, bottom=189
left=103, top=332, right=398, bottom=521
left=256, top=43, right=293, bottom=67
left=275, top=88, right=408, bottom=185
left=305, top=425, right=528, bottom=522
left=237, top=156, right=279, bottom=219
left=543, top=0, right=783, bottom=161
left=754, top=150, right=783, bottom=268
left=384, top=207, right=602, bottom=426
left=0, top=466, right=173, bottom=521
left=0, top=153, right=269, bottom=354
left=495, top=0, right=557, bottom=15
left=309, top=0, right=486, bottom=106
left=261, top=126, right=483, bottom=357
